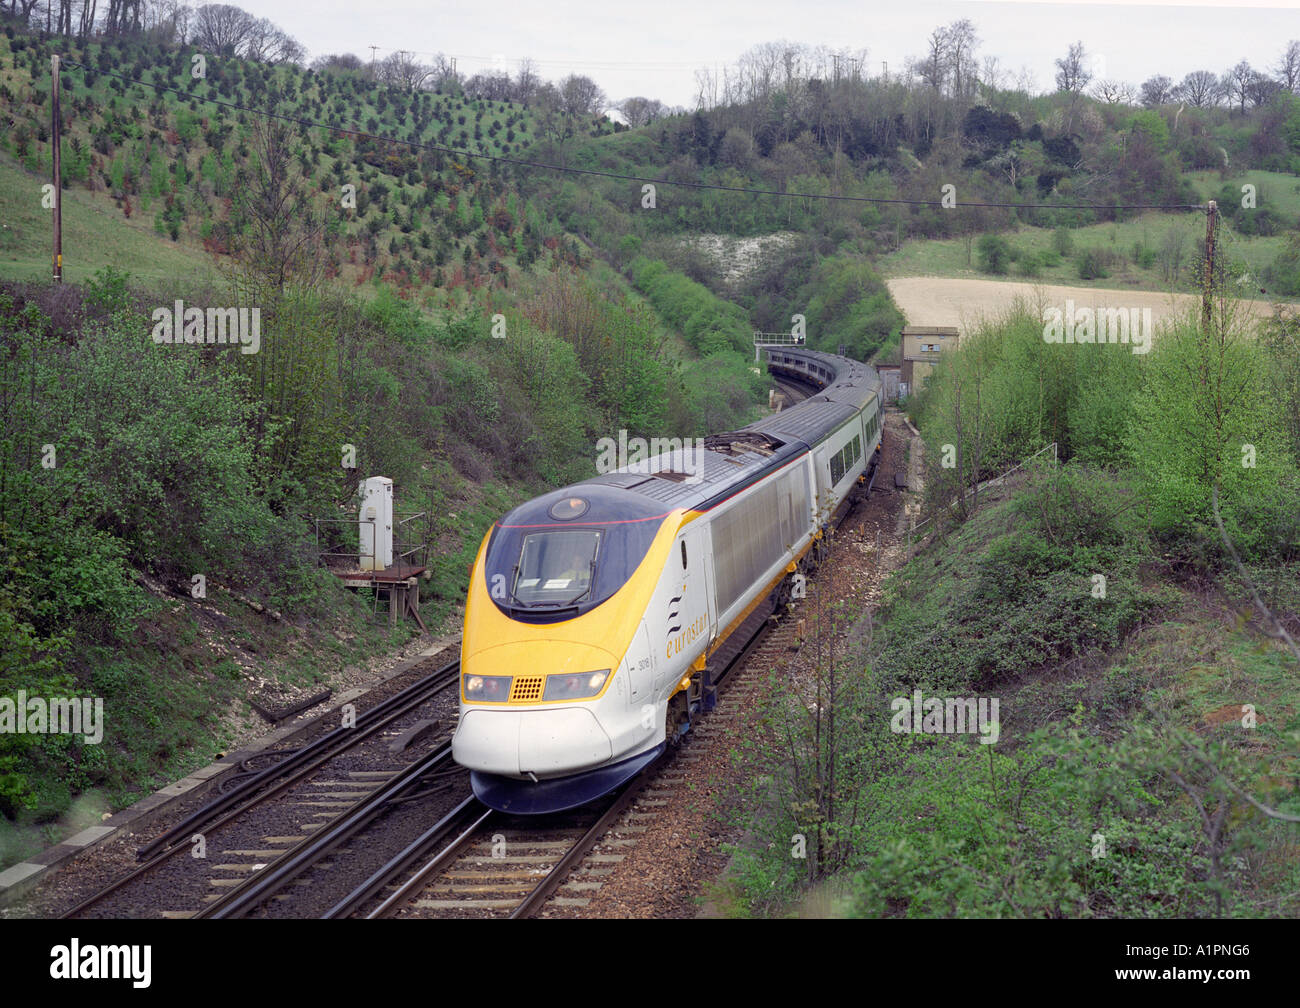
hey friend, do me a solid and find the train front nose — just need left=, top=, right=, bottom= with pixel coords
left=452, top=640, right=619, bottom=779
left=453, top=706, right=613, bottom=776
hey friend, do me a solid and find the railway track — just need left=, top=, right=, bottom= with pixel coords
left=773, top=374, right=816, bottom=408
left=214, top=461, right=853, bottom=921
left=49, top=599, right=807, bottom=920
left=357, top=772, right=651, bottom=919
left=59, top=660, right=462, bottom=919
left=347, top=579, right=808, bottom=920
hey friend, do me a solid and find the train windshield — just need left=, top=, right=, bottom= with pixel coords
left=484, top=509, right=665, bottom=623
left=512, top=529, right=603, bottom=607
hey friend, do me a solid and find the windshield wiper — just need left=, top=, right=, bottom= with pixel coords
left=551, top=558, right=597, bottom=608
left=533, top=558, right=596, bottom=609
left=505, top=564, right=534, bottom=610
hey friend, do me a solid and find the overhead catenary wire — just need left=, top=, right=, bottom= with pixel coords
left=59, top=60, right=1208, bottom=214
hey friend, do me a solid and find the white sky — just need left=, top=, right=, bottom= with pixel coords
left=242, top=0, right=1300, bottom=107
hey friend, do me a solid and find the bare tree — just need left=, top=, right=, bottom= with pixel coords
left=78, top=0, right=99, bottom=39
left=1092, top=79, right=1135, bottom=105
left=1249, top=74, right=1282, bottom=107
left=618, top=96, right=667, bottom=128
left=428, top=54, right=461, bottom=92
left=10, top=0, right=42, bottom=25
left=191, top=3, right=253, bottom=56
left=559, top=73, right=606, bottom=117
left=513, top=58, right=541, bottom=103
left=1222, top=60, right=1255, bottom=114
left=1277, top=40, right=1300, bottom=92
left=946, top=18, right=979, bottom=99
left=378, top=50, right=432, bottom=90
left=978, top=55, right=1006, bottom=93
left=919, top=24, right=949, bottom=92
left=143, top=0, right=190, bottom=45
left=312, top=53, right=364, bottom=76
left=465, top=71, right=512, bottom=101
left=1174, top=69, right=1222, bottom=108
left=101, top=0, right=144, bottom=35
left=243, top=18, right=304, bottom=65
left=1054, top=41, right=1091, bottom=93
left=693, top=65, right=719, bottom=111
left=1139, top=74, right=1174, bottom=106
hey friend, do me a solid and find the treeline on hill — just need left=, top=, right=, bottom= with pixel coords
left=725, top=298, right=1300, bottom=918
left=513, top=31, right=1299, bottom=361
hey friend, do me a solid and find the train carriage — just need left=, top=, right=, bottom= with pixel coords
left=453, top=348, right=883, bottom=813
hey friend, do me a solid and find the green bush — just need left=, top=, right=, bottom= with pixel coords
left=1053, top=226, right=1074, bottom=258
left=1076, top=247, right=1111, bottom=280
left=626, top=255, right=751, bottom=355
left=1265, top=233, right=1300, bottom=296
left=1132, top=241, right=1158, bottom=270
left=1129, top=313, right=1300, bottom=559
left=872, top=466, right=1158, bottom=694
left=977, top=233, right=1012, bottom=275
left=1015, top=250, right=1042, bottom=277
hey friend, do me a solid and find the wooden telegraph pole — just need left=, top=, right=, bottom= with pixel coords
left=1201, top=199, right=1217, bottom=332
left=51, top=53, right=62, bottom=284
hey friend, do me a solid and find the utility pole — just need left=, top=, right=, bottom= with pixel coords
left=1201, top=200, right=1217, bottom=333
left=52, top=53, right=62, bottom=285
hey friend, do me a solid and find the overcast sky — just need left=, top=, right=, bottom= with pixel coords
left=245, top=0, right=1300, bottom=108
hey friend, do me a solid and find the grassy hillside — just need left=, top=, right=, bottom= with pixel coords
left=0, top=30, right=619, bottom=304
left=721, top=294, right=1300, bottom=917
left=725, top=470, right=1300, bottom=918
left=0, top=150, right=217, bottom=282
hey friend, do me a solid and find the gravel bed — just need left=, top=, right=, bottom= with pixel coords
left=4, top=646, right=461, bottom=919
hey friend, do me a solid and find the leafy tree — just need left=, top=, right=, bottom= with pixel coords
left=976, top=233, right=1012, bottom=274
left=1130, top=309, right=1298, bottom=558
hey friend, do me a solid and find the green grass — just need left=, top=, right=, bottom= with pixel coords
left=1185, top=169, right=1300, bottom=218
left=880, top=209, right=1291, bottom=295
left=0, top=151, right=218, bottom=284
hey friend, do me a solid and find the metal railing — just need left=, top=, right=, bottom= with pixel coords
left=315, top=516, right=378, bottom=571
left=753, top=332, right=808, bottom=361
left=753, top=331, right=806, bottom=346
left=395, top=510, right=429, bottom=569
left=907, top=442, right=1059, bottom=548
left=314, top=510, right=431, bottom=622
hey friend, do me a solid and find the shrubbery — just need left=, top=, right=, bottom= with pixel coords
left=977, top=233, right=1012, bottom=274
left=626, top=255, right=751, bottom=356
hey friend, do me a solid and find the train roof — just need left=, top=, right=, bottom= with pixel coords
left=501, top=349, right=881, bottom=525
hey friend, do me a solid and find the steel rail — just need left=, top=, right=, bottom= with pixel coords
left=365, top=804, right=496, bottom=919
left=323, top=794, right=483, bottom=919
left=60, top=662, right=458, bottom=919
left=198, top=744, right=457, bottom=919
left=139, top=659, right=460, bottom=860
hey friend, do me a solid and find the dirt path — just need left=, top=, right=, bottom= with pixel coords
left=886, top=276, right=1277, bottom=334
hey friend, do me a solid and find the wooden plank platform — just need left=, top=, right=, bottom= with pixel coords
left=328, top=562, right=426, bottom=587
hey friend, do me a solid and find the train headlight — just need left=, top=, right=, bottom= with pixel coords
left=542, top=669, right=610, bottom=701
left=463, top=674, right=511, bottom=702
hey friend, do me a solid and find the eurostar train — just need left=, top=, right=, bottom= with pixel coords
left=452, top=348, right=883, bottom=813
